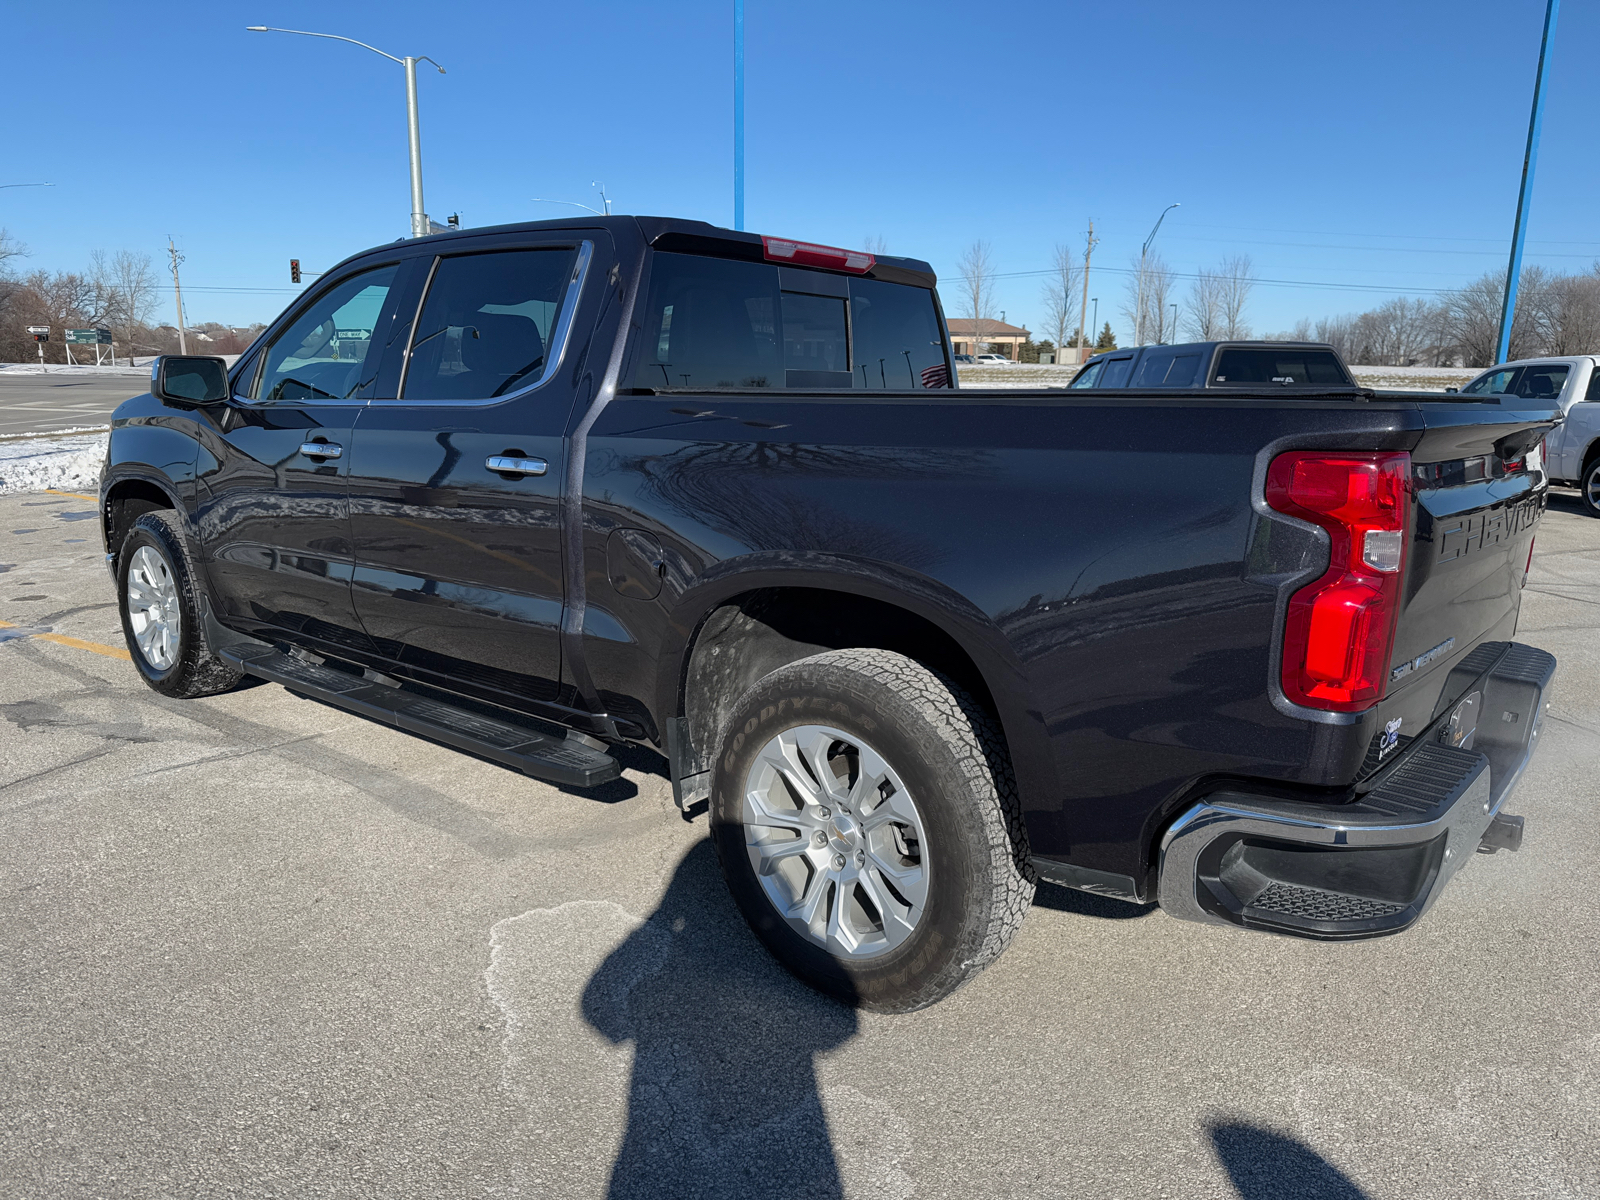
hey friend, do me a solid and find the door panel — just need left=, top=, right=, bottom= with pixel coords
left=346, top=239, right=594, bottom=708
left=347, top=414, right=568, bottom=701
left=196, top=263, right=407, bottom=652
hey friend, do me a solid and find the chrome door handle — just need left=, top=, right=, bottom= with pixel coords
left=300, top=441, right=343, bottom=459
left=486, top=455, right=548, bottom=476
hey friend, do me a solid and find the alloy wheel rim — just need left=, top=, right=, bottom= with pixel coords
left=126, top=545, right=181, bottom=671
left=742, top=724, right=928, bottom=960
left=1587, top=464, right=1600, bottom=510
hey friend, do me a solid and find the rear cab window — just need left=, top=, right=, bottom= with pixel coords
left=632, top=252, right=950, bottom=390
left=1210, top=347, right=1351, bottom=388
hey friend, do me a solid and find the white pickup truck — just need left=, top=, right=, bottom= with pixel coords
left=1458, top=356, right=1600, bottom=515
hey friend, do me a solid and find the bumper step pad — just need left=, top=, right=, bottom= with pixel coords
left=220, top=645, right=621, bottom=789
left=1158, top=642, right=1555, bottom=941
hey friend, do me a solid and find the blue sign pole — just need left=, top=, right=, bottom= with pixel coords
left=733, top=0, right=745, bottom=231
left=1497, top=0, right=1560, bottom=364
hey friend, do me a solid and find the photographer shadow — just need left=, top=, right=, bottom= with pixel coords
left=582, top=839, right=860, bottom=1199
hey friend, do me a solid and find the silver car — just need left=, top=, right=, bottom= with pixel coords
left=1459, top=356, right=1600, bottom=516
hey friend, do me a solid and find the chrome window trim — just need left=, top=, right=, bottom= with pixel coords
left=388, top=240, right=594, bottom=409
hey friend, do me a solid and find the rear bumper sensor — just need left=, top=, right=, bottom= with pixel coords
left=220, top=645, right=621, bottom=790
left=1159, top=641, right=1555, bottom=940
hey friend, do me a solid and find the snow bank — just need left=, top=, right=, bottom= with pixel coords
left=0, top=362, right=153, bottom=377
left=0, top=432, right=108, bottom=496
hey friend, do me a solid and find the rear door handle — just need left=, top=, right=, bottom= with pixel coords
left=486, top=455, right=548, bottom=476
left=300, top=441, right=343, bottom=459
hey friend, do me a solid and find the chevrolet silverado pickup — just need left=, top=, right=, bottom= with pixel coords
left=100, top=216, right=1559, bottom=1011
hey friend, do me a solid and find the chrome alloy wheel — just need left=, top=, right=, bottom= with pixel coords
left=742, top=724, right=928, bottom=959
left=125, top=545, right=181, bottom=671
left=1586, top=461, right=1600, bottom=513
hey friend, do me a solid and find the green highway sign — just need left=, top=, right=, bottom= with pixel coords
left=65, top=328, right=113, bottom=344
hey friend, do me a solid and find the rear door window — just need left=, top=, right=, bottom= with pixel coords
left=1511, top=363, right=1569, bottom=401
left=1098, top=355, right=1135, bottom=388
left=1211, top=348, right=1350, bottom=387
left=1131, top=348, right=1201, bottom=387
left=401, top=247, right=580, bottom=401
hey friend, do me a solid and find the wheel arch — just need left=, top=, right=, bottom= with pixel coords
left=655, top=555, right=1059, bottom=817
left=101, top=472, right=184, bottom=567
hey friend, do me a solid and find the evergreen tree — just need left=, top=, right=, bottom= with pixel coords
left=1094, top=322, right=1117, bottom=351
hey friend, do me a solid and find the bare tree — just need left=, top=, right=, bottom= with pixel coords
left=863, top=235, right=888, bottom=255
left=109, top=250, right=158, bottom=365
left=1184, top=266, right=1226, bottom=341
left=957, top=240, right=997, bottom=354
left=1121, top=252, right=1174, bottom=344
left=1037, top=242, right=1080, bottom=358
left=1218, top=255, right=1255, bottom=339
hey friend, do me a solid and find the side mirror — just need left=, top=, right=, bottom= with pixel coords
left=152, top=355, right=229, bottom=405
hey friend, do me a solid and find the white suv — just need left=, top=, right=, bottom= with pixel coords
left=1460, top=356, right=1600, bottom=516
left=974, top=353, right=1010, bottom=365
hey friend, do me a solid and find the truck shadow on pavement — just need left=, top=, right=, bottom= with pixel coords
left=1032, top=880, right=1156, bottom=918
left=581, top=839, right=865, bottom=1199
left=1208, top=1121, right=1372, bottom=1200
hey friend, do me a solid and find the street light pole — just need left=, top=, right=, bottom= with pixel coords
left=1133, top=202, right=1179, bottom=346
left=733, top=0, right=745, bottom=230
left=246, top=26, right=445, bottom=238
left=1496, top=0, right=1560, bottom=364
left=1169, top=303, right=1178, bottom=345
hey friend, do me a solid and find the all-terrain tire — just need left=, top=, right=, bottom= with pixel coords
left=710, top=648, right=1034, bottom=1013
left=117, top=510, right=244, bottom=698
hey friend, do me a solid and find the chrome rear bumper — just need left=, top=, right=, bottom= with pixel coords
left=1158, top=642, right=1556, bottom=940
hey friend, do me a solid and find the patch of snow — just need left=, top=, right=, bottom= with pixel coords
left=0, top=361, right=153, bottom=376
left=0, top=432, right=107, bottom=496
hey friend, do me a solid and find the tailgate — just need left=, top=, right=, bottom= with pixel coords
left=1370, top=399, right=1559, bottom=757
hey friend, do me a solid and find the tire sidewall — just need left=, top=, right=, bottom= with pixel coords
left=117, top=519, right=194, bottom=691
left=1583, top=458, right=1600, bottom=518
left=710, top=664, right=992, bottom=1009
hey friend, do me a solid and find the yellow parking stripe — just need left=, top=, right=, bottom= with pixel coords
left=0, top=619, right=131, bottom=661
left=45, top=489, right=98, bottom=502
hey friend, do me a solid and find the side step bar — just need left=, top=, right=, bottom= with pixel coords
left=220, top=645, right=621, bottom=789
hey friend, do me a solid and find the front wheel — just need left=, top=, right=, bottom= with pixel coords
left=117, top=510, right=243, bottom=698
left=710, top=648, right=1033, bottom=1012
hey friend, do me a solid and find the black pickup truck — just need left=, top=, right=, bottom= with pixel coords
left=100, top=217, right=1559, bottom=1012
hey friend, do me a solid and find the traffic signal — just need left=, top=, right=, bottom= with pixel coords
left=290, top=258, right=301, bottom=284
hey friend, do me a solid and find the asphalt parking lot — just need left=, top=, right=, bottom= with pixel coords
left=1, top=487, right=1596, bottom=1200
left=0, top=373, right=146, bottom=437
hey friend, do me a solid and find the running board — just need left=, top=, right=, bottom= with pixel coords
left=220, top=645, right=621, bottom=789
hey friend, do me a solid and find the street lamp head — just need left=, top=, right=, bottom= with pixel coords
left=245, top=26, right=268, bottom=31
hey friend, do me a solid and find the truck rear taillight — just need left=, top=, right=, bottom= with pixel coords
left=761, top=236, right=875, bottom=274
left=1266, top=451, right=1412, bottom=711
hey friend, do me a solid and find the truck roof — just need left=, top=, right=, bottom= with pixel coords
left=337, top=214, right=939, bottom=290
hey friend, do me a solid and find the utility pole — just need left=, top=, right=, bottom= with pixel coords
left=1077, top=219, right=1097, bottom=362
left=1497, top=0, right=1560, bottom=364
left=1134, top=203, right=1179, bottom=346
left=733, top=0, right=745, bottom=230
left=1169, top=303, right=1178, bottom=344
left=168, top=237, right=188, bottom=355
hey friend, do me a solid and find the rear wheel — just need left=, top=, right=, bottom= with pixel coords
left=117, top=511, right=243, bottom=698
left=1581, top=453, right=1600, bottom=518
left=710, top=648, right=1033, bottom=1012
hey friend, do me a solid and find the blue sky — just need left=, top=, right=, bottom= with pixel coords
left=7, top=0, right=1596, bottom=341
